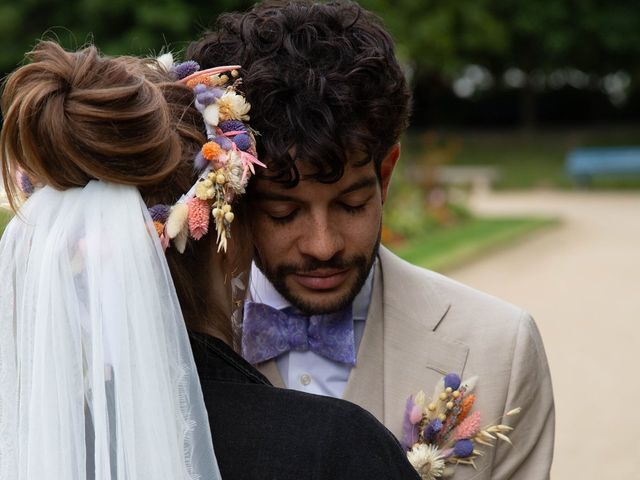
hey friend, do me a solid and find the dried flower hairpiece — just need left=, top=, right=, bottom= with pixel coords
left=403, top=373, right=521, bottom=480
left=150, top=53, right=265, bottom=253
left=14, top=53, right=265, bottom=254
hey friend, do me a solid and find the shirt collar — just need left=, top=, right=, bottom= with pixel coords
left=248, top=260, right=376, bottom=321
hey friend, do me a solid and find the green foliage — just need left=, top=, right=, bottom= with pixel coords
left=0, top=0, right=255, bottom=75
left=383, top=133, right=472, bottom=242
left=360, top=0, right=508, bottom=77
left=390, top=216, right=557, bottom=272
left=0, top=208, right=12, bottom=238
left=360, top=0, right=640, bottom=79
left=483, top=1, right=640, bottom=76
left=3, top=0, right=639, bottom=119
left=4, top=1, right=639, bottom=80
left=383, top=183, right=472, bottom=241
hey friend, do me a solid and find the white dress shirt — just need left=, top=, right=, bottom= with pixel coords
left=245, top=262, right=375, bottom=398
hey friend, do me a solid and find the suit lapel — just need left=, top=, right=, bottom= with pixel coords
left=342, top=261, right=384, bottom=421
left=378, top=247, right=470, bottom=439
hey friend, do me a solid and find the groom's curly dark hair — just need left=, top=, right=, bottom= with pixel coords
left=187, top=0, right=411, bottom=186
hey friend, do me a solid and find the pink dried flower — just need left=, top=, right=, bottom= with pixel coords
left=188, top=198, right=210, bottom=240
left=410, top=404, right=423, bottom=424
left=453, top=410, right=481, bottom=441
left=403, top=396, right=419, bottom=450
left=160, top=233, right=170, bottom=251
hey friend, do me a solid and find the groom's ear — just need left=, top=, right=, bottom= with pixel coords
left=380, top=143, right=400, bottom=203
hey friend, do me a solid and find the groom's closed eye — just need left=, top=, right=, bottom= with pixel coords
left=263, top=203, right=299, bottom=224
left=338, top=191, right=375, bottom=214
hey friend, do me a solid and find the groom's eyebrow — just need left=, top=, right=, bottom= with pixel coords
left=251, top=189, right=298, bottom=202
left=339, top=176, right=377, bottom=195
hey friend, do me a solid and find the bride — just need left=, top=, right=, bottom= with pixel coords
left=0, top=41, right=418, bottom=479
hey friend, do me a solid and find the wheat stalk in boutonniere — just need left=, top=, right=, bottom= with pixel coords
left=403, top=373, right=521, bottom=479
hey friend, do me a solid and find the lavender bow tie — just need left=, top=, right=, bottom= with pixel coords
left=241, top=302, right=356, bottom=365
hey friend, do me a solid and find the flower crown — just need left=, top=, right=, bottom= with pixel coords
left=15, top=54, right=264, bottom=254
left=150, top=54, right=265, bottom=253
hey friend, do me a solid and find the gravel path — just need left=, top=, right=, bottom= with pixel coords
left=449, top=190, right=640, bottom=479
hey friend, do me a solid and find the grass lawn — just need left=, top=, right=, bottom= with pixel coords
left=0, top=208, right=12, bottom=238
left=402, top=126, right=640, bottom=190
left=389, top=216, right=558, bottom=273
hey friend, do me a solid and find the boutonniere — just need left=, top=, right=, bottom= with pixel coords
left=403, top=373, right=521, bottom=479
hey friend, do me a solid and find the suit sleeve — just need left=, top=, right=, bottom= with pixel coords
left=323, top=404, right=421, bottom=480
left=492, top=312, right=555, bottom=480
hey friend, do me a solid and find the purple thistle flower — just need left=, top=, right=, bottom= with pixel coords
left=453, top=439, right=474, bottom=458
left=219, top=120, right=246, bottom=133
left=148, top=204, right=170, bottom=223
left=193, top=151, right=208, bottom=172
left=444, top=373, right=461, bottom=391
left=214, top=136, right=233, bottom=150
left=196, top=89, right=223, bottom=106
left=171, top=61, right=200, bottom=80
left=17, top=171, right=34, bottom=195
left=232, top=133, right=252, bottom=152
left=423, top=419, right=443, bottom=442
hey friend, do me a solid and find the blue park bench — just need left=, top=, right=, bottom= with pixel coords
left=566, top=147, right=640, bottom=186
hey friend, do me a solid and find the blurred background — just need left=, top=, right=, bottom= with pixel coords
left=1, top=1, right=639, bottom=477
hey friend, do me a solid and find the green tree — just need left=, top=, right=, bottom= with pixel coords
left=484, top=0, right=640, bottom=125
left=0, top=0, right=254, bottom=75
left=361, top=0, right=640, bottom=126
left=360, top=0, right=508, bottom=76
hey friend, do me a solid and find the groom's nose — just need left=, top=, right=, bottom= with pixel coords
left=298, top=209, right=344, bottom=261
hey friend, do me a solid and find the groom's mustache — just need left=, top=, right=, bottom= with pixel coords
left=275, top=255, right=368, bottom=275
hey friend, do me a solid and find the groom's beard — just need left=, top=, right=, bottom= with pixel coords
left=255, top=235, right=380, bottom=315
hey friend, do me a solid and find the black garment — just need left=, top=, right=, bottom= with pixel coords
left=190, top=333, right=420, bottom=480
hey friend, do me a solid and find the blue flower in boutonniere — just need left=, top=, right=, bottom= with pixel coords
left=403, top=373, right=522, bottom=479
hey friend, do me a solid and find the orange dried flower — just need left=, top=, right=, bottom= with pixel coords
left=186, top=75, right=211, bottom=89
left=153, top=221, right=165, bottom=237
left=457, top=394, right=476, bottom=423
left=202, top=141, right=222, bottom=161
left=186, top=78, right=200, bottom=89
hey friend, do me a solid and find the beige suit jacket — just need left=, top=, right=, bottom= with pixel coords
left=257, top=246, right=555, bottom=479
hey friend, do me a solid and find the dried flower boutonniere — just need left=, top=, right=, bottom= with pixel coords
left=403, top=373, right=521, bottom=479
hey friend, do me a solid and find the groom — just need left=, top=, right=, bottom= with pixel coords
left=188, top=1, right=554, bottom=478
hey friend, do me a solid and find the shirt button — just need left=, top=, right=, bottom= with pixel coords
left=299, top=373, right=312, bottom=386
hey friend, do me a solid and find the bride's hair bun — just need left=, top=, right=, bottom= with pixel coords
left=1, top=41, right=183, bottom=194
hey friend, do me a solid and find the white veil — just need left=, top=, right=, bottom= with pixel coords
left=0, top=181, right=221, bottom=479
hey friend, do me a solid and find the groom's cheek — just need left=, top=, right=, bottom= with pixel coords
left=250, top=211, right=293, bottom=270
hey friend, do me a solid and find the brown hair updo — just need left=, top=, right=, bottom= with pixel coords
left=0, top=41, right=186, bottom=207
left=1, top=41, right=243, bottom=341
